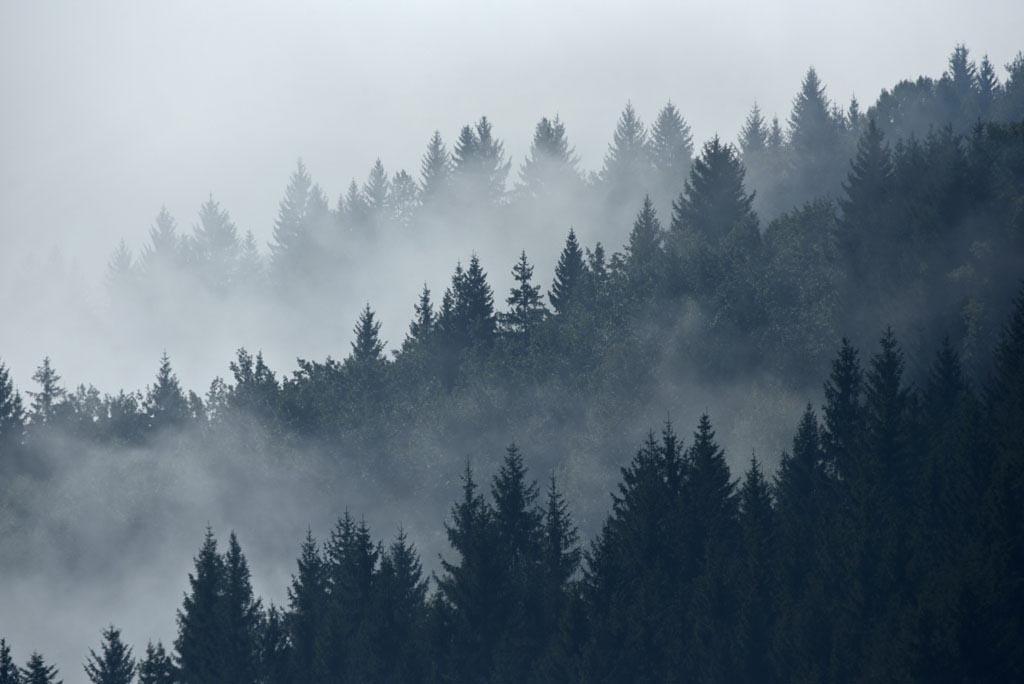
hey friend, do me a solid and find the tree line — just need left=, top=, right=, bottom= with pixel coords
left=2, top=289, right=1024, bottom=682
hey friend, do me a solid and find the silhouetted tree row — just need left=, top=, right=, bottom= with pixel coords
left=4, top=290, right=1024, bottom=681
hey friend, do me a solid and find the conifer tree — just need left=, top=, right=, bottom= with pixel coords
left=375, top=529, right=428, bottom=683
left=0, top=362, right=25, bottom=447
left=220, top=532, right=261, bottom=684
left=287, top=530, right=326, bottom=684
left=175, top=528, right=225, bottom=684
left=650, top=101, right=694, bottom=203
left=839, top=118, right=895, bottom=287
left=822, top=338, right=865, bottom=478
left=0, top=639, right=19, bottom=684
left=364, top=159, right=392, bottom=229
left=403, top=284, right=435, bottom=351
left=191, top=195, right=239, bottom=291
left=142, top=207, right=183, bottom=275
left=500, top=252, right=547, bottom=341
left=736, top=457, right=777, bottom=684
left=28, top=357, right=64, bottom=426
left=452, top=117, right=510, bottom=205
left=19, top=654, right=59, bottom=684
left=106, top=239, right=136, bottom=292
left=549, top=229, right=586, bottom=314
left=258, top=606, right=290, bottom=684
left=518, top=115, right=580, bottom=197
left=739, top=103, right=769, bottom=158
left=84, top=626, right=135, bottom=684
left=420, top=131, right=452, bottom=204
left=789, top=67, right=838, bottom=156
left=343, top=180, right=370, bottom=231
left=624, top=196, right=665, bottom=300
left=671, top=136, right=757, bottom=248
left=145, top=352, right=189, bottom=432
left=235, top=230, right=263, bottom=288
left=269, top=160, right=314, bottom=276
left=349, top=304, right=386, bottom=369
left=601, top=102, right=650, bottom=206
left=977, top=55, right=1000, bottom=118
left=389, top=170, right=419, bottom=227
left=136, top=642, right=174, bottom=684
left=450, top=255, right=496, bottom=348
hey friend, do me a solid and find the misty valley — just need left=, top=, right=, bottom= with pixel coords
left=2, top=39, right=1024, bottom=684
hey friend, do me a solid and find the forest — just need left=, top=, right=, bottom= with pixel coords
left=1, top=43, right=1024, bottom=682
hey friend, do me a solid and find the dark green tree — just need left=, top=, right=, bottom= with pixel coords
left=83, top=626, right=135, bottom=684
left=419, top=130, right=452, bottom=204
left=0, top=361, right=25, bottom=447
left=175, top=528, right=225, bottom=684
left=136, top=642, right=174, bottom=684
left=19, top=654, right=59, bottom=684
left=499, top=252, right=547, bottom=342
left=549, top=229, right=586, bottom=314
left=145, top=352, right=189, bottom=432
left=0, top=639, right=19, bottom=684
left=221, top=532, right=260, bottom=684
left=287, top=530, right=326, bottom=684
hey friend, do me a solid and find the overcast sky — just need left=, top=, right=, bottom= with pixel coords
left=2, top=0, right=1023, bottom=281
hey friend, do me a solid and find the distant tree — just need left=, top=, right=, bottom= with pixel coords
left=420, top=130, right=452, bottom=205
left=364, top=159, right=392, bottom=231
left=145, top=353, right=189, bottom=432
left=977, top=54, right=1000, bottom=119
left=257, top=606, right=290, bottom=684
left=136, top=642, right=174, bottom=684
left=549, top=229, right=586, bottom=314
left=500, top=252, right=547, bottom=342
left=623, top=196, right=666, bottom=300
left=269, top=160, right=315, bottom=278
left=739, top=103, right=769, bottom=158
left=389, top=170, right=419, bottom=227
left=106, top=239, right=136, bottom=293
left=518, top=115, right=581, bottom=197
left=0, top=638, right=19, bottom=684
left=142, top=207, right=184, bottom=276
left=234, top=230, right=264, bottom=288
left=672, top=136, right=757, bottom=248
left=650, top=101, right=694, bottom=206
left=19, top=654, right=59, bottom=684
left=839, top=118, right=895, bottom=289
left=28, top=357, right=64, bottom=426
left=191, top=195, right=240, bottom=292
left=787, top=67, right=845, bottom=203
left=0, top=362, right=25, bottom=447
left=349, top=304, right=387, bottom=369
left=601, top=102, right=650, bottom=206
left=452, top=117, right=511, bottom=205
left=402, top=284, right=436, bottom=353
left=442, top=255, right=497, bottom=351
left=84, top=626, right=135, bottom=684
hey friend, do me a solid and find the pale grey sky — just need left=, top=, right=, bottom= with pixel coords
left=2, top=0, right=1022, bottom=278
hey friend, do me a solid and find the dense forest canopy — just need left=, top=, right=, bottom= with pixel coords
left=1, top=43, right=1024, bottom=682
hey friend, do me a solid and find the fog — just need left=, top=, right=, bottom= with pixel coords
left=2, top=2, right=1024, bottom=682
left=3, top=0, right=1023, bottom=391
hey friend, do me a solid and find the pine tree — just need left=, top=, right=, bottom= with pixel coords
left=145, top=352, right=189, bottom=432
left=601, top=102, right=650, bottom=204
left=789, top=67, right=838, bottom=156
left=220, top=532, right=260, bottom=684
left=624, top=196, right=665, bottom=300
left=518, top=115, right=580, bottom=197
left=437, top=464, right=501, bottom=682
left=269, top=160, right=314, bottom=276
left=19, top=654, right=59, bottom=684
left=539, top=474, right=580, bottom=670
left=452, top=117, right=510, bottom=205
left=235, top=230, right=263, bottom=288
left=389, top=169, right=419, bottom=227
left=500, top=252, right=547, bottom=341
left=736, top=457, right=777, bottom=684
left=839, top=118, right=895, bottom=287
left=28, top=357, right=64, bottom=426
left=420, top=130, right=452, bottom=204
left=977, top=55, right=999, bottom=118
left=349, top=304, right=386, bottom=368
left=739, top=103, right=769, bottom=158
left=448, top=254, right=497, bottom=349
left=376, top=529, right=428, bottom=683
left=191, top=194, right=240, bottom=291
left=822, top=338, right=865, bottom=478
left=549, top=229, right=586, bottom=314
left=650, top=101, right=694, bottom=203
left=343, top=179, right=370, bottom=231
left=142, top=207, right=183, bottom=275
left=106, top=239, right=136, bottom=292
left=364, top=159, right=392, bottom=229
left=175, top=528, right=225, bottom=684
left=0, top=638, right=19, bottom=684
left=671, top=136, right=757, bottom=248
left=258, top=606, right=290, bottom=684
left=84, top=626, right=135, bottom=684
left=136, top=642, right=174, bottom=684
left=403, top=284, right=435, bottom=351
left=287, top=530, right=326, bottom=684
left=0, top=362, right=24, bottom=447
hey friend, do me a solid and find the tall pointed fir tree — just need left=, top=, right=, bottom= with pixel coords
left=736, top=457, right=778, bottom=684
left=287, top=530, right=326, bottom=684
left=191, top=194, right=240, bottom=292
left=142, top=206, right=183, bottom=278
left=28, top=357, right=64, bottom=427
left=518, top=115, right=581, bottom=198
left=548, top=229, right=586, bottom=314
left=175, top=528, right=225, bottom=684
left=145, top=352, right=189, bottom=432
left=649, top=101, right=694, bottom=210
left=83, top=626, right=135, bottom=684
left=420, top=130, right=452, bottom=207
left=0, top=638, right=18, bottom=684
left=500, top=252, right=547, bottom=343
left=623, top=196, right=665, bottom=301
left=363, top=159, right=392, bottom=232
left=137, top=642, right=175, bottom=684
left=219, top=533, right=261, bottom=684
left=601, top=102, right=651, bottom=213
left=389, top=169, right=420, bottom=228
left=452, top=117, right=511, bottom=206
left=20, top=654, right=59, bottom=684
left=787, top=67, right=844, bottom=203
left=375, top=529, right=429, bottom=683
left=0, top=362, right=23, bottom=448
left=403, top=284, right=436, bottom=352
left=269, top=159, right=315, bottom=281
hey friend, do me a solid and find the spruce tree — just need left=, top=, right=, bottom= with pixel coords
left=269, top=160, right=314, bottom=276
left=221, top=532, right=261, bottom=684
left=145, top=352, right=189, bottom=432
left=549, top=229, right=586, bottom=314
left=258, top=606, right=290, bottom=684
left=736, top=457, right=777, bottom=684
left=375, top=529, right=428, bottom=683
left=420, top=130, right=452, bottom=204
left=19, top=654, right=59, bottom=684
left=624, top=196, right=665, bottom=300
left=452, top=117, right=510, bottom=205
left=739, top=103, right=769, bottom=158
left=28, top=357, right=64, bottom=426
left=0, top=639, right=19, bottom=684
left=499, top=252, right=547, bottom=342
left=0, top=361, right=25, bottom=447
left=106, top=239, right=135, bottom=292
left=518, top=115, right=580, bottom=197
left=403, top=284, right=435, bottom=351
left=191, top=194, right=239, bottom=291
left=451, top=255, right=496, bottom=348
left=601, top=102, right=650, bottom=208
left=136, top=642, right=174, bottom=684
left=83, top=626, right=135, bottom=684
left=142, top=207, right=183, bottom=275
left=287, top=530, right=326, bottom=684
left=650, top=101, right=694, bottom=204
left=389, top=169, right=419, bottom=227
left=349, top=304, right=386, bottom=368
left=363, top=159, right=391, bottom=229
left=175, top=528, right=225, bottom=684
left=839, top=118, right=895, bottom=287
left=822, top=338, right=865, bottom=479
